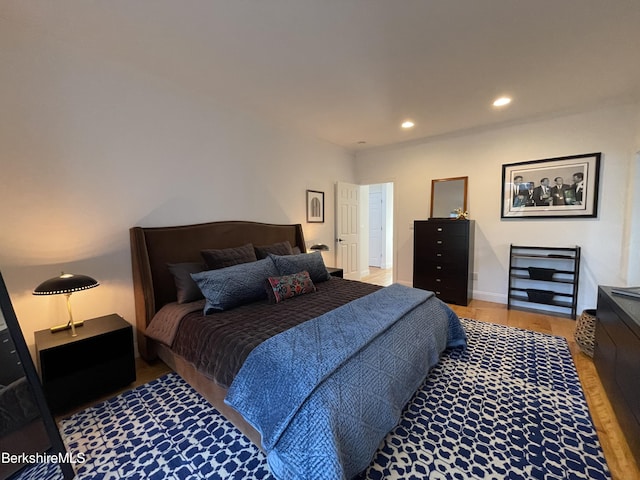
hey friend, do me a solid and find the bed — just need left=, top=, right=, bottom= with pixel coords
left=130, top=220, right=466, bottom=479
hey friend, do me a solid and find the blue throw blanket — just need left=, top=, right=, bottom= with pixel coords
left=225, top=284, right=467, bottom=479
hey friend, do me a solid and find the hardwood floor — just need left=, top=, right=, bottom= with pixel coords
left=59, top=275, right=638, bottom=479
left=361, top=267, right=393, bottom=286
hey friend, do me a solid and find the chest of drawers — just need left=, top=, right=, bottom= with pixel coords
left=594, top=286, right=640, bottom=462
left=413, top=219, right=474, bottom=306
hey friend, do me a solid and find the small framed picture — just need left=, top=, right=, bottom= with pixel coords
left=501, top=153, right=601, bottom=219
left=306, top=190, right=324, bottom=223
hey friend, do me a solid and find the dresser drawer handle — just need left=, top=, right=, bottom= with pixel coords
left=436, top=266, right=442, bottom=270
left=435, top=291, right=441, bottom=295
left=437, top=227, right=443, bottom=232
left=436, top=240, right=443, bottom=245
left=2, top=339, right=8, bottom=344
left=436, top=253, right=443, bottom=257
left=436, top=278, right=442, bottom=282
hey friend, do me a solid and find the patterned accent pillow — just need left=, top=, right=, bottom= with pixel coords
left=254, top=241, right=294, bottom=259
left=200, top=243, right=257, bottom=270
left=167, top=262, right=207, bottom=304
left=191, top=258, right=279, bottom=313
left=265, top=271, right=317, bottom=304
left=269, top=251, right=331, bottom=283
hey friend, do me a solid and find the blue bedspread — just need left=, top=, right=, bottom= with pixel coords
left=225, top=283, right=467, bottom=479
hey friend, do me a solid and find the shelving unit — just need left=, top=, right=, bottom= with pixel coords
left=508, top=244, right=581, bottom=319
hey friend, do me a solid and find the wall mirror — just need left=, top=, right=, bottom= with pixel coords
left=0, top=272, right=73, bottom=480
left=430, top=176, right=468, bottom=218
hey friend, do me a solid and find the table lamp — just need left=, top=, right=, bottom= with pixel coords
left=33, top=272, right=99, bottom=336
left=309, top=244, right=330, bottom=252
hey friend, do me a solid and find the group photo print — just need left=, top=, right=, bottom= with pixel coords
left=501, top=152, right=601, bottom=219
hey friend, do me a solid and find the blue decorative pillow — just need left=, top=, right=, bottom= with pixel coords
left=191, top=258, right=279, bottom=313
left=269, top=251, right=330, bottom=283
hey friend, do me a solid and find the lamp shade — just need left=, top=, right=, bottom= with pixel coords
left=33, top=273, right=99, bottom=296
left=309, top=244, right=330, bottom=252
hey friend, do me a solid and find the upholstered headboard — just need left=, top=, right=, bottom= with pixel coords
left=130, top=220, right=306, bottom=359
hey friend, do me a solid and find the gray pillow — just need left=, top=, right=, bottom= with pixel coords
left=254, top=241, right=294, bottom=259
left=167, top=262, right=206, bottom=304
left=269, top=251, right=331, bottom=283
left=201, top=243, right=257, bottom=270
left=191, top=258, right=279, bottom=313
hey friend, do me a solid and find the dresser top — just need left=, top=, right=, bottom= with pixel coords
left=600, top=286, right=640, bottom=329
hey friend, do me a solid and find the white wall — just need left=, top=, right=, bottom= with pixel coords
left=354, top=103, right=640, bottom=313
left=0, top=21, right=354, bottom=350
left=628, top=108, right=640, bottom=284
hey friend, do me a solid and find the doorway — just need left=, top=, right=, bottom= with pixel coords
left=362, top=182, right=394, bottom=286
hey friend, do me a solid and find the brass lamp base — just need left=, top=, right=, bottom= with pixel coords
left=50, top=321, right=84, bottom=333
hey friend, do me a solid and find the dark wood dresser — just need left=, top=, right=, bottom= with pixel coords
left=594, top=286, right=640, bottom=462
left=413, top=219, right=474, bottom=306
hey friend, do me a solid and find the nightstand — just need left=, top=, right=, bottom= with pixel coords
left=327, top=267, right=344, bottom=278
left=35, top=314, right=135, bottom=413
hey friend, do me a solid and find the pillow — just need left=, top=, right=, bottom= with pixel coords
left=201, top=243, right=257, bottom=270
left=269, top=251, right=331, bottom=283
left=265, top=271, right=316, bottom=304
left=254, top=241, right=294, bottom=259
left=167, top=262, right=206, bottom=304
left=191, top=258, right=279, bottom=313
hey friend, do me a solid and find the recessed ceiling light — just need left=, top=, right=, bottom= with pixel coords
left=493, top=97, right=512, bottom=107
left=401, top=120, right=415, bottom=129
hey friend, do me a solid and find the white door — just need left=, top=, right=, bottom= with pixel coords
left=369, top=189, right=383, bottom=267
left=335, top=182, right=360, bottom=280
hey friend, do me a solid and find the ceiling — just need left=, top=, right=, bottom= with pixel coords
left=3, top=1, right=640, bottom=151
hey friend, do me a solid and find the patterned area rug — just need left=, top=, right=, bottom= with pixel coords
left=60, top=319, right=610, bottom=479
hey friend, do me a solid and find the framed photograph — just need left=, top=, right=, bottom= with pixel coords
left=501, top=152, right=601, bottom=219
left=306, top=190, right=324, bottom=223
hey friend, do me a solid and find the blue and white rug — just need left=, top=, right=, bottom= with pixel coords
left=59, top=319, right=611, bottom=479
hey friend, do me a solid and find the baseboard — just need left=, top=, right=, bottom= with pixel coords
left=472, top=290, right=507, bottom=304
left=396, top=283, right=507, bottom=306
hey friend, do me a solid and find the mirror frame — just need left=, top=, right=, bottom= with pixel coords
left=0, top=272, right=74, bottom=480
left=430, top=176, right=468, bottom=219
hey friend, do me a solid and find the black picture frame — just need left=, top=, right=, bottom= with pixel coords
left=306, top=190, right=324, bottom=223
left=501, top=152, right=601, bottom=219
left=0, top=272, right=74, bottom=480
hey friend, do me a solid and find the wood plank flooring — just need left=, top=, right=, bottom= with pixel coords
left=63, top=268, right=638, bottom=479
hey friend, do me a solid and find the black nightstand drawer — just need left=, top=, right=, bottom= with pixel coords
left=35, top=314, right=135, bottom=412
